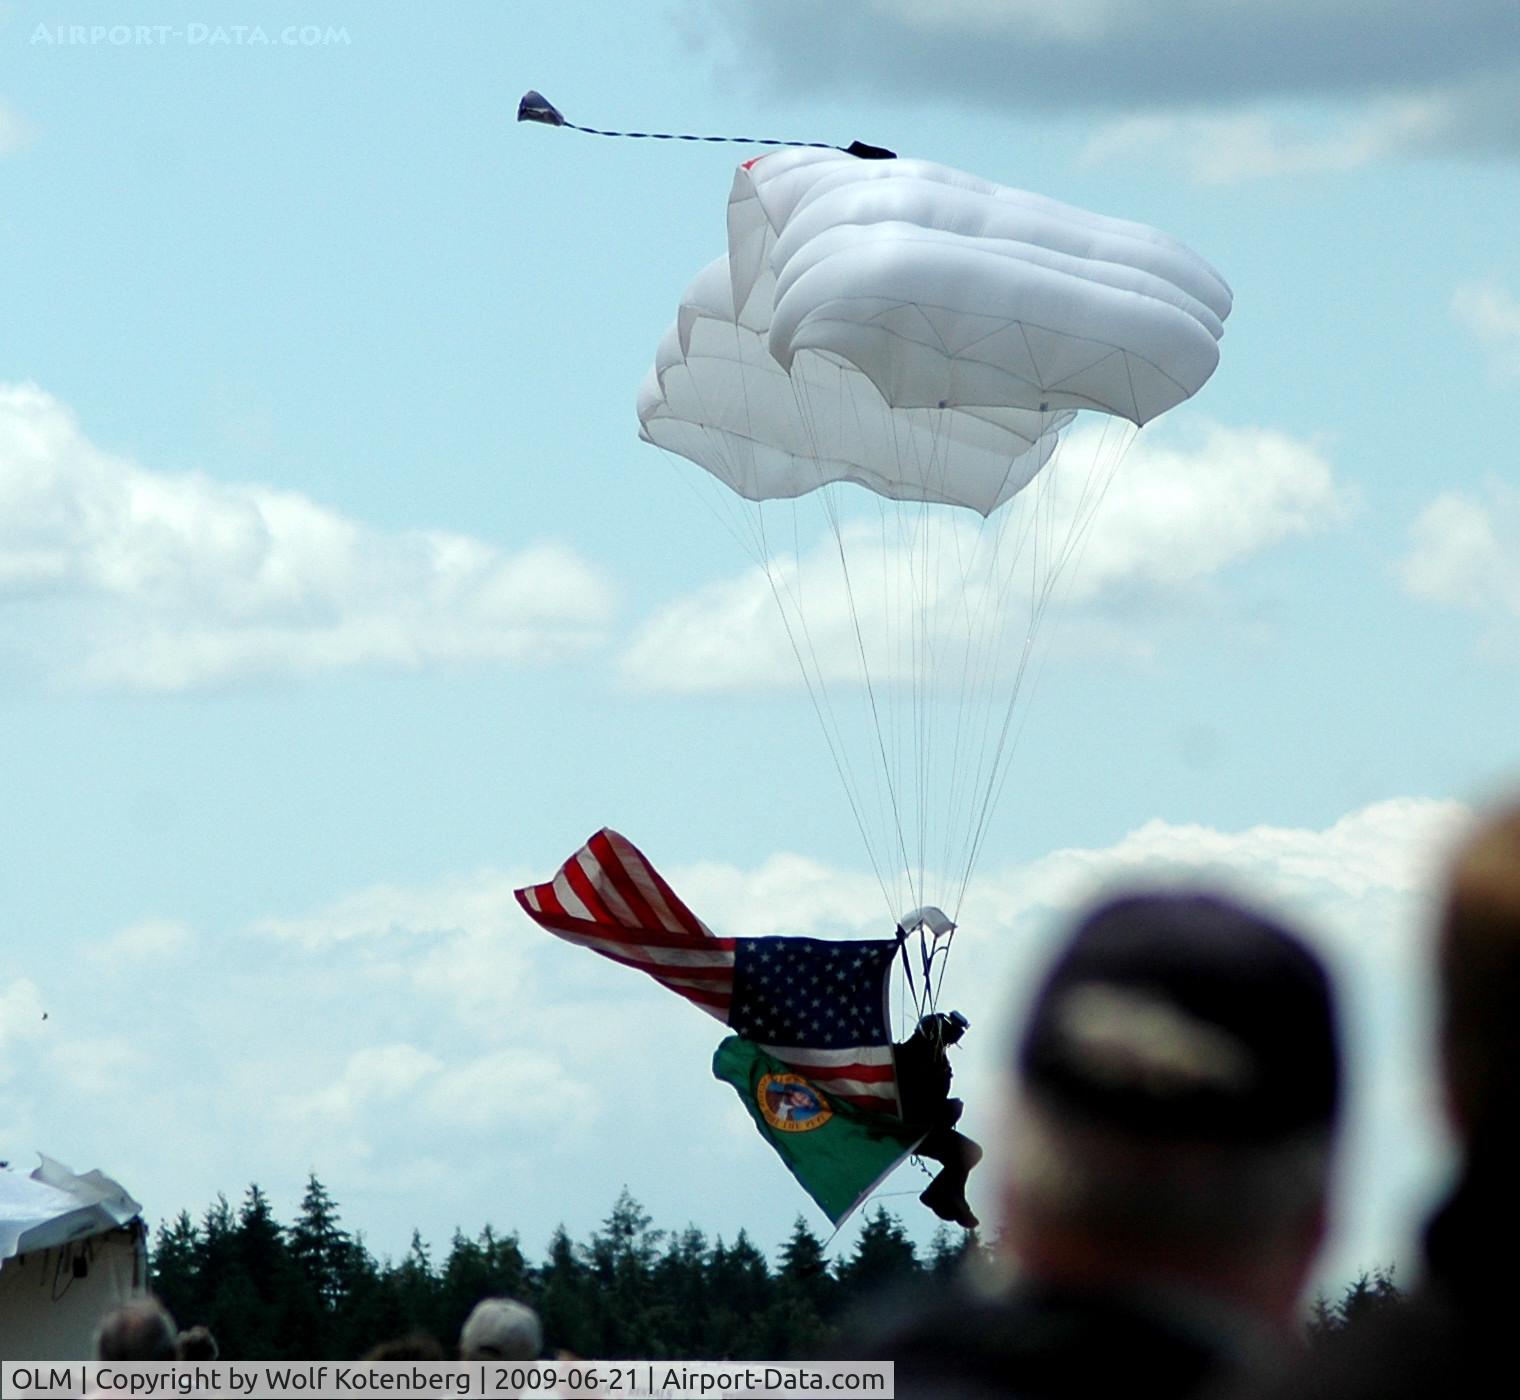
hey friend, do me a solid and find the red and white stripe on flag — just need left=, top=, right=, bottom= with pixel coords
left=515, top=830, right=901, bottom=1113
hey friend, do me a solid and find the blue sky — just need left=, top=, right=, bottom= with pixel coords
left=2, top=0, right=1519, bottom=1301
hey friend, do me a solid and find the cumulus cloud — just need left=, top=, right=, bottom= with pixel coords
left=0, top=383, right=616, bottom=691
left=1400, top=481, right=1520, bottom=654
left=690, top=2, right=1520, bottom=169
left=619, top=423, right=1346, bottom=694
left=1082, top=98, right=1455, bottom=185
left=276, top=1043, right=445, bottom=1127
left=1452, top=280, right=1520, bottom=378
left=86, top=918, right=196, bottom=963
left=45, top=1036, right=151, bottom=1098
left=254, top=869, right=528, bottom=950
left=0, top=977, right=48, bottom=1077
left=664, top=795, right=1468, bottom=969
left=0, top=98, right=30, bottom=156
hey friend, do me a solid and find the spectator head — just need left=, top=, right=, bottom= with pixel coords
left=1001, top=890, right=1342, bottom=1330
left=459, top=1297, right=543, bottom=1361
left=95, top=1296, right=178, bottom=1361
left=176, top=1325, right=219, bottom=1361
left=1437, top=802, right=1520, bottom=1144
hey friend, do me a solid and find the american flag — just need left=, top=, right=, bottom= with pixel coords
left=514, top=829, right=901, bottom=1114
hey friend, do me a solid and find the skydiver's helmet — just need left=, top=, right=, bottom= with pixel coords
left=919, top=1010, right=970, bottom=1047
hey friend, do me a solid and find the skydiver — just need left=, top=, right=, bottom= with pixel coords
left=894, top=1010, right=983, bottom=1229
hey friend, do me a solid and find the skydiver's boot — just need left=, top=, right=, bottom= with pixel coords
left=920, top=1170, right=980, bottom=1230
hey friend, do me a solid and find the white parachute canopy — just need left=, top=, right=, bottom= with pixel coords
left=639, top=149, right=1230, bottom=943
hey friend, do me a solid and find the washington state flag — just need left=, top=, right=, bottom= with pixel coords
left=713, top=1036, right=925, bottom=1226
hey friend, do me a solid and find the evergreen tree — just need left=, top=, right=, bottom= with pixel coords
left=1337, top=1267, right=1403, bottom=1332
left=536, top=1225, right=595, bottom=1358
left=926, top=1223, right=980, bottom=1279
left=289, top=1175, right=351, bottom=1312
left=436, top=1225, right=533, bottom=1352
left=221, top=1185, right=306, bottom=1358
left=335, top=1231, right=402, bottom=1360
left=757, top=1217, right=836, bottom=1359
left=149, top=1211, right=202, bottom=1332
left=394, top=1230, right=438, bottom=1336
left=1306, top=1291, right=1339, bottom=1346
left=777, top=1217, right=831, bottom=1296
left=1306, top=1266, right=1404, bottom=1347
left=703, top=1231, right=774, bottom=1358
left=588, top=1190, right=665, bottom=1356
left=833, top=1207, right=919, bottom=1297
left=142, top=1176, right=1414, bottom=1366
left=648, top=1225, right=710, bottom=1358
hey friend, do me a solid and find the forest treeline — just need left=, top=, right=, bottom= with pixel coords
left=148, top=1176, right=1400, bottom=1361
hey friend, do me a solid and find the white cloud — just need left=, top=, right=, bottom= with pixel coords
left=1400, top=481, right=1520, bottom=652
left=277, top=1043, right=444, bottom=1127
left=45, top=1035, right=150, bottom=1098
left=620, top=423, right=1346, bottom=694
left=272, top=1038, right=597, bottom=1172
left=86, top=918, right=195, bottom=963
left=0, top=978, right=48, bottom=1077
left=425, top=1048, right=596, bottom=1133
left=0, top=382, right=616, bottom=690
left=1452, top=280, right=1520, bottom=378
left=253, top=868, right=528, bottom=950
left=1064, top=424, right=1347, bottom=596
left=664, top=796, right=1468, bottom=967
left=0, top=98, right=30, bottom=156
left=1083, top=97, right=1454, bottom=184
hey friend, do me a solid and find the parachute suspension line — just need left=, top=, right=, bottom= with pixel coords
left=657, top=444, right=769, bottom=566
left=917, top=409, right=964, bottom=913
left=966, top=428, right=1133, bottom=889
left=721, top=338, right=901, bottom=922
left=940, top=432, right=1048, bottom=920
left=753, top=503, right=899, bottom=920
left=788, top=369, right=921, bottom=922
left=819, top=427, right=921, bottom=922
left=813, top=364, right=906, bottom=921
left=897, top=416, right=929, bottom=918
left=931, top=926, right=956, bottom=1011
left=658, top=332, right=900, bottom=921
left=839, top=372, right=912, bottom=921
left=956, top=471, right=1073, bottom=910
left=952, top=417, right=1139, bottom=914
left=937, top=413, right=1014, bottom=892
left=915, top=417, right=952, bottom=918
left=949, top=421, right=1067, bottom=920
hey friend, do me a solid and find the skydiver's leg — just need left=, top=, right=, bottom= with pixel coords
left=917, top=1128, right=982, bottom=1228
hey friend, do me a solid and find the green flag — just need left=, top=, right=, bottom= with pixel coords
left=713, top=1036, right=925, bottom=1226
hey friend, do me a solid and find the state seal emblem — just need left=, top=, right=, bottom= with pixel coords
left=758, top=1072, right=833, bottom=1132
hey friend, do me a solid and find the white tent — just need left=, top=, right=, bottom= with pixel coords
left=0, top=1156, right=146, bottom=1361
